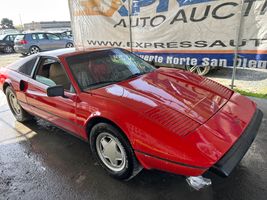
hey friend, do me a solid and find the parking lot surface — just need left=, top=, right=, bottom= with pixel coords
left=0, top=90, right=267, bottom=200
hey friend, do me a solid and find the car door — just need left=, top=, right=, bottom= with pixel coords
left=46, top=33, right=66, bottom=50
left=4, top=35, right=13, bottom=46
left=25, top=56, right=80, bottom=134
left=32, top=33, right=50, bottom=51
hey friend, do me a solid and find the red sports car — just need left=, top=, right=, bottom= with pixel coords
left=0, top=48, right=263, bottom=180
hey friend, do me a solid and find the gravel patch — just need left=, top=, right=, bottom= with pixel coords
left=207, top=68, right=267, bottom=94
left=0, top=53, right=24, bottom=68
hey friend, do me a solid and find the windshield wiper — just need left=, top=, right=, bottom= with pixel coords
left=124, top=72, right=146, bottom=80
left=86, top=80, right=119, bottom=88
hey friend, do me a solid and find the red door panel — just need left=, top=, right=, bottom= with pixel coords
left=25, top=79, right=80, bottom=135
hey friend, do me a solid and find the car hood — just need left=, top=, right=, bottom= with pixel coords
left=92, top=68, right=233, bottom=124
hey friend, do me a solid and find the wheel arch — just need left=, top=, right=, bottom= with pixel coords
left=29, top=45, right=41, bottom=52
left=66, top=42, right=74, bottom=47
left=85, top=116, right=131, bottom=144
left=3, top=81, right=12, bottom=94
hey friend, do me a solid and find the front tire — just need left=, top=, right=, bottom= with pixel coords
left=186, top=65, right=211, bottom=76
left=66, top=42, right=74, bottom=48
left=90, top=123, right=140, bottom=180
left=6, top=87, right=33, bottom=122
left=21, top=53, right=28, bottom=56
left=4, top=45, right=13, bottom=53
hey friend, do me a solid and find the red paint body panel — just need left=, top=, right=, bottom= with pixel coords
left=0, top=49, right=259, bottom=177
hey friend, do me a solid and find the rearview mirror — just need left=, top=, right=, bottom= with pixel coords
left=47, top=85, right=64, bottom=97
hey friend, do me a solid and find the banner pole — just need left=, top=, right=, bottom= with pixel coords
left=127, top=0, right=133, bottom=52
left=231, top=0, right=245, bottom=89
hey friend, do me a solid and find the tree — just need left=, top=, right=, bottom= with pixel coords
left=1, top=18, right=15, bottom=29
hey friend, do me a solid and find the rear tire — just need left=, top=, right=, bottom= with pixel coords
left=29, top=46, right=40, bottom=54
left=90, top=122, right=141, bottom=180
left=6, top=86, right=33, bottom=122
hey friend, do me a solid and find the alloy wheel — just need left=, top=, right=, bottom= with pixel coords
left=96, top=132, right=126, bottom=172
left=186, top=65, right=210, bottom=76
left=8, top=93, right=21, bottom=115
left=4, top=46, right=13, bottom=53
left=66, top=43, right=74, bottom=48
left=30, top=46, right=40, bottom=54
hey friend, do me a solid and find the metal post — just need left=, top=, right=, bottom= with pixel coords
left=19, top=14, right=23, bottom=32
left=128, top=0, right=133, bottom=52
left=231, top=0, right=245, bottom=89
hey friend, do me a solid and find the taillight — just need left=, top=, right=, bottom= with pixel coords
left=19, top=40, right=28, bottom=45
left=0, top=73, right=6, bottom=84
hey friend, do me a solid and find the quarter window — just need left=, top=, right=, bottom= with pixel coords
left=32, top=33, right=47, bottom=40
left=19, top=57, right=37, bottom=76
left=37, top=33, right=47, bottom=40
left=31, top=34, right=38, bottom=40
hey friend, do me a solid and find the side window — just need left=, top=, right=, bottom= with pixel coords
left=9, top=35, right=16, bottom=41
left=38, top=33, right=47, bottom=40
left=35, top=58, right=74, bottom=92
left=46, top=33, right=60, bottom=40
left=31, top=34, right=38, bottom=40
left=4, top=36, right=10, bottom=41
left=19, top=57, right=37, bottom=76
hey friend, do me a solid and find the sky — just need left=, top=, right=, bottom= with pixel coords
left=0, top=0, right=71, bottom=26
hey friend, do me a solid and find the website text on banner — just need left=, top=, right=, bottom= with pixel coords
left=69, top=0, right=267, bottom=70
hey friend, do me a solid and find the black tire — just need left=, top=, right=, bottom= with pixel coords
left=6, top=86, right=33, bottom=122
left=90, top=122, right=141, bottom=180
left=21, top=53, right=28, bottom=56
left=4, top=45, right=13, bottom=53
left=29, top=46, right=40, bottom=54
left=66, top=42, right=74, bottom=48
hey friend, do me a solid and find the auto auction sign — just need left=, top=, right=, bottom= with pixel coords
left=69, top=0, right=267, bottom=69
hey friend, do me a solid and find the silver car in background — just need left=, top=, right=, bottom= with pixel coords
left=14, top=32, right=74, bottom=55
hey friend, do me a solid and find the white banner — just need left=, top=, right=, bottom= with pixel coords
left=69, top=0, right=267, bottom=69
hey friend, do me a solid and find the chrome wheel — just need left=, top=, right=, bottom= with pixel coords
left=30, top=46, right=39, bottom=54
left=4, top=46, right=13, bottom=53
left=96, top=132, right=126, bottom=172
left=8, top=93, right=21, bottom=115
left=186, top=65, right=210, bottom=76
left=66, top=43, right=73, bottom=48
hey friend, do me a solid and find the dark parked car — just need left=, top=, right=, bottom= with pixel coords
left=14, top=32, right=74, bottom=56
left=55, top=30, right=73, bottom=39
left=0, top=34, right=19, bottom=53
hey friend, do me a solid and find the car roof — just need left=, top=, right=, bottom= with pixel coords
left=39, top=47, right=116, bottom=58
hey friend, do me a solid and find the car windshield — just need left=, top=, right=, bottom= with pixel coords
left=67, top=48, right=155, bottom=90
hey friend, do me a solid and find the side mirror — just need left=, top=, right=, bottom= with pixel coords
left=47, top=85, right=64, bottom=97
left=149, top=60, right=160, bottom=69
left=149, top=60, right=155, bottom=66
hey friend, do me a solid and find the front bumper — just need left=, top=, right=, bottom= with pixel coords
left=211, top=108, right=263, bottom=177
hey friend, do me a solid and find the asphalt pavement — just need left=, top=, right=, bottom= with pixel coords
left=0, top=91, right=266, bottom=200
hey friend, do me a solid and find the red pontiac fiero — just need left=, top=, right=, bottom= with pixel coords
left=0, top=48, right=263, bottom=180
